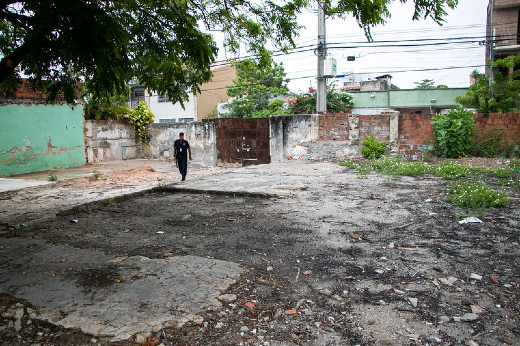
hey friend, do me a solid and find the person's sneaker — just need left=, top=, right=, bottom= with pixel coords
left=181, top=176, right=186, bottom=181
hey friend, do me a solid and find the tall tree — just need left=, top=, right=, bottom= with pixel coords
left=0, top=0, right=458, bottom=104
left=223, top=59, right=289, bottom=118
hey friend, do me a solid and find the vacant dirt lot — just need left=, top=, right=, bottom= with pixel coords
left=1, top=159, right=519, bottom=345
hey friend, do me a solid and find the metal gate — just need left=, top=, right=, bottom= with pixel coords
left=215, top=118, right=270, bottom=167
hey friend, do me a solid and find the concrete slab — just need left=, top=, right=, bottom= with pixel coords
left=0, top=238, right=243, bottom=342
left=0, top=177, right=50, bottom=192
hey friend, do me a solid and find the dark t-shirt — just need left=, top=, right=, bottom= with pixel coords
left=174, top=139, right=190, bottom=158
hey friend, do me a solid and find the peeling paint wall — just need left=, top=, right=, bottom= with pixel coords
left=0, top=104, right=86, bottom=176
left=84, top=120, right=140, bottom=163
left=146, top=120, right=217, bottom=167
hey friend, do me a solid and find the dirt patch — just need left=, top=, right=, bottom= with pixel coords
left=1, top=159, right=519, bottom=345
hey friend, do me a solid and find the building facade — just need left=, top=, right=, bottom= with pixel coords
left=486, top=0, right=520, bottom=76
left=129, top=64, right=236, bottom=124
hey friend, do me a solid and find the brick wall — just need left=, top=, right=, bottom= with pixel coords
left=318, top=114, right=349, bottom=140
left=0, top=79, right=46, bottom=101
left=398, top=114, right=435, bottom=158
left=474, top=113, right=520, bottom=138
left=359, top=114, right=390, bottom=141
left=493, top=0, right=520, bottom=48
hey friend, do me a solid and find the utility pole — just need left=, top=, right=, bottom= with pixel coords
left=316, top=0, right=326, bottom=113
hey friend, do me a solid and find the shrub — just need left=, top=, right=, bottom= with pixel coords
left=468, top=127, right=519, bottom=158
left=361, top=135, right=387, bottom=159
left=432, top=107, right=475, bottom=158
left=124, top=101, right=155, bottom=144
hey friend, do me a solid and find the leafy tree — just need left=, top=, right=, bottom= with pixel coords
left=84, top=84, right=130, bottom=120
left=288, top=86, right=354, bottom=114
left=455, top=71, right=495, bottom=113
left=456, top=55, right=520, bottom=113
left=223, top=59, right=289, bottom=118
left=414, top=79, right=436, bottom=89
left=0, top=0, right=458, bottom=104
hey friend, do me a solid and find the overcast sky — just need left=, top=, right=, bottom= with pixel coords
left=213, top=0, right=489, bottom=93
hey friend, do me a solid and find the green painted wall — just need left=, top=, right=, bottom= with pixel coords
left=0, top=104, right=86, bottom=176
left=351, top=88, right=468, bottom=108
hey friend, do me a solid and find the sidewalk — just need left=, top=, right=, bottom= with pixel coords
left=0, top=159, right=206, bottom=192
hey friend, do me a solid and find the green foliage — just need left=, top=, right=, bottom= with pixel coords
left=414, top=79, right=436, bottom=89
left=124, top=102, right=155, bottom=145
left=223, top=59, right=289, bottom=118
left=47, top=170, right=57, bottom=181
left=91, top=171, right=100, bottom=180
left=456, top=56, right=520, bottom=113
left=360, top=135, right=387, bottom=159
left=84, top=84, right=130, bottom=120
left=287, top=86, right=354, bottom=114
left=0, top=1, right=458, bottom=104
left=373, top=157, right=432, bottom=176
left=435, top=160, right=476, bottom=180
left=467, top=127, right=519, bottom=158
left=446, top=181, right=508, bottom=209
left=431, top=107, right=475, bottom=158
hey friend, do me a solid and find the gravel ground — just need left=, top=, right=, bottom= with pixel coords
left=0, top=159, right=519, bottom=345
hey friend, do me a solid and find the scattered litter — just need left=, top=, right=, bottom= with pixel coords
left=469, top=273, right=482, bottom=281
left=406, top=334, right=421, bottom=340
left=439, top=276, right=458, bottom=286
left=471, top=305, right=486, bottom=314
left=424, top=198, right=433, bottom=203
left=456, top=313, right=479, bottom=322
left=490, top=276, right=499, bottom=284
left=408, top=298, right=418, bottom=307
left=458, top=217, right=482, bottom=225
left=285, top=308, right=297, bottom=315
left=438, top=199, right=451, bottom=206
left=388, top=242, right=395, bottom=248
left=394, top=289, right=405, bottom=295
left=70, top=219, right=78, bottom=223
left=244, top=302, right=255, bottom=309
left=156, top=231, right=164, bottom=234
left=375, top=269, right=385, bottom=274
left=397, top=247, right=418, bottom=251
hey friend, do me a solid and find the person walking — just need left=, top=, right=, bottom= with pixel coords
left=173, top=132, right=192, bottom=181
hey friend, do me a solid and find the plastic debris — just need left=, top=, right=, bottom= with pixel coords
left=458, top=217, right=482, bottom=224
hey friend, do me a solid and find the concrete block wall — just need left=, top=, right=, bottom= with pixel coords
left=146, top=120, right=217, bottom=167
left=270, top=114, right=319, bottom=161
left=84, top=120, right=139, bottom=163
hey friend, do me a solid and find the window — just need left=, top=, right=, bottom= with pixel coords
left=159, top=119, right=176, bottom=123
left=158, top=94, right=169, bottom=103
left=178, top=118, right=194, bottom=123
